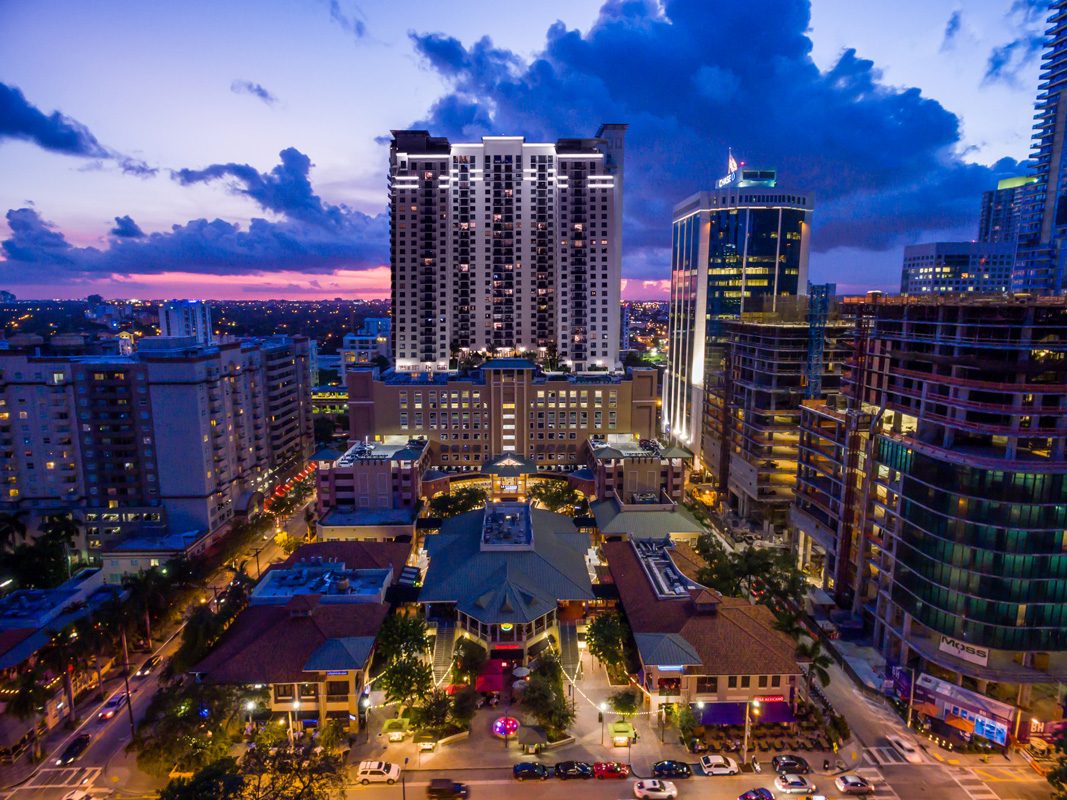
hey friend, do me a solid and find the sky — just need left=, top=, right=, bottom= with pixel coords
left=0, top=0, right=1050, bottom=300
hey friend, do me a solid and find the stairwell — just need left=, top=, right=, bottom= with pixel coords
left=431, top=620, right=455, bottom=686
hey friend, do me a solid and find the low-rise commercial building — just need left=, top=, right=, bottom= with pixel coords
left=604, top=539, right=802, bottom=718
left=419, top=502, right=594, bottom=661
left=193, top=541, right=409, bottom=733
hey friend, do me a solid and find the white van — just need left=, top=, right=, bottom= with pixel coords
left=356, top=761, right=401, bottom=785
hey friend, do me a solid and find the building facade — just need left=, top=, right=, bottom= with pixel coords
left=389, top=126, right=626, bottom=373
left=1014, top=1, right=1067, bottom=293
left=0, top=336, right=313, bottom=558
left=700, top=317, right=849, bottom=530
left=340, top=318, right=391, bottom=379
left=791, top=296, right=1067, bottom=722
left=159, top=300, right=213, bottom=344
left=900, top=242, right=1016, bottom=295
left=663, top=166, right=812, bottom=457
left=980, top=176, right=1036, bottom=244
left=347, top=359, right=657, bottom=469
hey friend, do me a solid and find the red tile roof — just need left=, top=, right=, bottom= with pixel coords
left=193, top=595, right=389, bottom=684
left=604, top=541, right=800, bottom=677
left=280, top=541, right=411, bottom=579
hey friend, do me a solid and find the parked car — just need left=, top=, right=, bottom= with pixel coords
left=134, top=655, right=159, bottom=678
left=97, top=692, right=128, bottom=721
left=426, top=778, right=469, bottom=799
left=652, top=760, right=692, bottom=779
left=738, top=790, right=775, bottom=800
left=774, top=773, right=816, bottom=794
left=633, top=779, right=678, bottom=799
left=771, top=754, right=811, bottom=774
left=836, top=773, right=875, bottom=795
left=700, top=754, right=740, bottom=775
left=356, top=761, right=401, bottom=785
left=554, top=760, right=594, bottom=780
left=593, top=761, right=629, bottom=779
left=886, top=735, right=924, bottom=764
left=55, top=733, right=91, bottom=765
left=512, top=762, right=550, bottom=781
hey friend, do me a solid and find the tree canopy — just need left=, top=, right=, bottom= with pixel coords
left=527, top=480, right=581, bottom=515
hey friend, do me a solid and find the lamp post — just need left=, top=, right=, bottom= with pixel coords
left=906, top=666, right=916, bottom=729
left=290, top=699, right=301, bottom=742
left=245, top=700, right=255, bottom=726
left=742, top=699, right=761, bottom=763
left=600, top=702, right=607, bottom=745
left=402, top=756, right=409, bottom=800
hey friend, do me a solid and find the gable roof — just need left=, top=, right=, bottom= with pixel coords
left=591, top=497, right=704, bottom=539
left=634, top=632, right=702, bottom=667
left=482, top=452, right=540, bottom=476
left=604, top=541, right=800, bottom=677
left=420, top=507, right=594, bottom=623
left=194, top=596, right=389, bottom=684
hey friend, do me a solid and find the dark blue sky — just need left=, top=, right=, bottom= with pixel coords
left=0, top=0, right=1049, bottom=299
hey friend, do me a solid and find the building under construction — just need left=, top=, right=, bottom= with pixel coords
left=791, top=294, right=1067, bottom=724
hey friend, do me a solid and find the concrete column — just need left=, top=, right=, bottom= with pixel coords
left=1017, top=683, right=1032, bottom=708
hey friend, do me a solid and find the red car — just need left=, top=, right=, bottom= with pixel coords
left=593, top=761, right=630, bottom=779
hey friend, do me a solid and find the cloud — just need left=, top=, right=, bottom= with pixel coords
left=326, top=0, right=366, bottom=40
left=0, top=82, right=157, bottom=177
left=0, top=148, right=388, bottom=283
left=983, top=1, right=1048, bottom=85
left=941, top=10, right=962, bottom=51
left=0, top=82, right=108, bottom=158
left=109, top=215, right=144, bottom=238
left=231, top=80, right=278, bottom=106
left=406, top=0, right=1026, bottom=282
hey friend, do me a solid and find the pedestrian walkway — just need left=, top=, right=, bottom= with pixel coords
left=558, top=622, right=580, bottom=680
left=853, top=766, right=901, bottom=800
left=950, top=767, right=1001, bottom=800
left=863, top=746, right=933, bottom=766
left=431, top=621, right=455, bottom=686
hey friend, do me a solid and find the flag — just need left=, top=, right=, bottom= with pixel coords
left=727, top=148, right=738, bottom=174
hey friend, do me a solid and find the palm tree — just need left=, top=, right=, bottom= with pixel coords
left=796, top=637, right=833, bottom=698
left=4, top=663, right=51, bottom=761
left=40, top=514, right=82, bottom=578
left=772, top=609, right=804, bottom=640
left=39, top=625, right=83, bottom=725
left=124, top=568, right=168, bottom=650
left=0, top=510, right=28, bottom=552
left=74, top=613, right=113, bottom=700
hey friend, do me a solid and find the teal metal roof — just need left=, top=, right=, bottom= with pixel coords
left=590, top=497, right=704, bottom=539
left=420, top=507, right=594, bottom=624
left=633, top=632, right=702, bottom=667
left=303, top=636, right=377, bottom=671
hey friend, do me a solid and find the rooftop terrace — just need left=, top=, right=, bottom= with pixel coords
left=335, top=437, right=426, bottom=465
left=631, top=539, right=701, bottom=600
left=480, top=502, right=534, bottom=551
left=251, top=558, right=392, bottom=605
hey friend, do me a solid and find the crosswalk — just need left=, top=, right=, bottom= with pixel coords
left=853, top=766, right=902, bottom=800
left=864, top=746, right=920, bottom=766
left=21, top=766, right=103, bottom=788
left=950, top=767, right=1002, bottom=800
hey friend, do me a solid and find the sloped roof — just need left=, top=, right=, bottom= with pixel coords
left=604, top=542, right=800, bottom=677
left=420, top=507, right=594, bottom=624
left=482, top=452, right=540, bottom=477
left=194, top=596, right=389, bottom=684
left=591, top=497, right=704, bottom=538
left=634, top=632, right=702, bottom=667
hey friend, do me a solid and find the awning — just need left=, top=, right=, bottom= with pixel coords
left=528, top=637, right=555, bottom=658
left=698, top=701, right=796, bottom=726
left=476, top=673, right=505, bottom=692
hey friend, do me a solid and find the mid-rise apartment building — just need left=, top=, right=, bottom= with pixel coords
left=159, top=299, right=214, bottom=344
left=340, top=318, right=391, bottom=380
left=664, top=165, right=812, bottom=456
left=347, top=359, right=657, bottom=469
left=0, top=336, right=313, bottom=556
left=702, top=317, right=850, bottom=530
left=585, top=433, right=689, bottom=503
left=900, top=242, right=1016, bottom=295
left=389, top=125, right=625, bottom=373
left=791, top=295, right=1067, bottom=724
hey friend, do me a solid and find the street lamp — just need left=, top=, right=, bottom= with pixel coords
left=245, top=700, right=255, bottom=725
left=599, top=702, right=607, bottom=745
left=289, top=699, right=301, bottom=742
left=742, top=699, right=761, bottom=763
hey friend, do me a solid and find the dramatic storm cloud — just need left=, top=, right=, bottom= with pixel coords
left=406, top=0, right=1029, bottom=281
left=0, top=148, right=386, bottom=283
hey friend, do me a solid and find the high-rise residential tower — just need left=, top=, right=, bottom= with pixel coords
left=159, top=299, right=214, bottom=344
left=980, top=176, right=1036, bottom=244
left=388, top=125, right=626, bottom=373
left=900, top=241, right=1016, bottom=295
left=663, top=164, right=812, bottom=459
left=1014, top=2, right=1067, bottom=293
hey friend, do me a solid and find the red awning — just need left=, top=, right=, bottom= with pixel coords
left=476, top=673, right=505, bottom=692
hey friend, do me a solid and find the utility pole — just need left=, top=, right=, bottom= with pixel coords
left=119, top=626, right=135, bottom=738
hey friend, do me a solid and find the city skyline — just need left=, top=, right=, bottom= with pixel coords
left=0, top=0, right=1050, bottom=301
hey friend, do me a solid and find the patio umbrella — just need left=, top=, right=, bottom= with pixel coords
left=512, top=666, right=531, bottom=678
left=512, top=679, right=528, bottom=692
